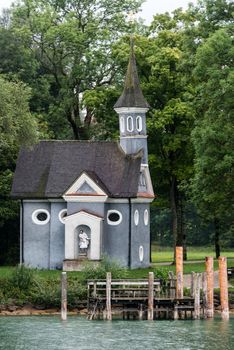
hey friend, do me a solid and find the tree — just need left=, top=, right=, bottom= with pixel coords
left=191, top=27, right=234, bottom=257
left=145, top=15, right=195, bottom=260
left=0, top=75, right=38, bottom=264
left=8, top=0, right=144, bottom=139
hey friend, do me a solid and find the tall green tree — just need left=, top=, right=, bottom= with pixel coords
left=0, top=75, right=39, bottom=264
left=192, top=27, right=234, bottom=257
left=9, top=0, right=144, bottom=139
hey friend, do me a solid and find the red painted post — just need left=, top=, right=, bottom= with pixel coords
left=176, top=247, right=183, bottom=299
left=219, top=257, right=229, bottom=320
left=205, top=257, right=214, bottom=318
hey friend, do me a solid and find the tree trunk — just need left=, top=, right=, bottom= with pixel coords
left=214, top=218, right=221, bottom=258
left=181, top=197, right=187, bottom=261
left=170, top=176, right=178, bottom=264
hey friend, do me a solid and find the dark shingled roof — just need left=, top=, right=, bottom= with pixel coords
left=11, top=141, right=142, bottom=199
left=114, top=39, right=149, bottom=109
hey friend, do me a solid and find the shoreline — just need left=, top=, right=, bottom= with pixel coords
left=0, top=305, right=234, bottom=317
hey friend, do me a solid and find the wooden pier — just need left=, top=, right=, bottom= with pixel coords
left=87, top=273, right=197, bottom=320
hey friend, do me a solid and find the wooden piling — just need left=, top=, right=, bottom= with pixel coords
left=148, top=272, right=154, bottom=320
left=139, top=304, right=144, bottom=320
left=168, top=271, right=176, bottom=299
left=106, top=272, right=112, bottom=320
left=176, top=246, right=183, bottom=299
left=194, top=273, right=201, bottom=319
left=205, top=256, right=214, bottom=318
left=61, top=272, right=67, bottom=321
left=190, top=271, right=195, bottom=298
left=218, top=257, right=229, bottom=320
left=202, top=272, right=208, bottom=318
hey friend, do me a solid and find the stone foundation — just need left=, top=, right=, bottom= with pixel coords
left=63, top=259, right=100, bottom=271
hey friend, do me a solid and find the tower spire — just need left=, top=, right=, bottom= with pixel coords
left=114, top=38, right=149, bottom=109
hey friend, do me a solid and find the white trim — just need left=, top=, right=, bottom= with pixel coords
left=127, top=116, right=134, bottom=132
left=120, top=116, right=125, bottom=133
left=32, top=209, right=50, bottom=225
left=106, top=198, right=129, bottom=203
left=63, top=210, right=103, bottom=222
left=107, top=210, right=123, bottom=226
left=59, top=209, right=67, bottom=224
left=120, top=135, right=147, bottom=139
left=64, top=172, right=107, bottom=196
left=24, top=199, right=50, bottom=203
left=114, top=107, right=149, bottom=113
left=144, top=209, right=149, bottom=226
left=24, top=199, right=65, bottom=203
left=141, top=164, right=149, bottom=167
left=139, top=246, right=144, bottom=262
left=136, top=116, right=143, bottom=131
left=134, top=209, right=139, bottom=226
left=63, top=195, right=108, bottom=203
left=132, top=197, right=154, bottom=203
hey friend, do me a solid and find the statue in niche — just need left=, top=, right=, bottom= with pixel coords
left=78, top=229, right=90, bottom=256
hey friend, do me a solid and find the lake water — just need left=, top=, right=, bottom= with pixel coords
left=0, top=316, right=233, bottom=350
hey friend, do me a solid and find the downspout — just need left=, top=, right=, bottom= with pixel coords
left=128, top=198, right=132, bottom=268
left=20, top=200, right=24, bottom=264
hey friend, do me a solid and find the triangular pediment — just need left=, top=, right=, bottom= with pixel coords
left=76, top=181, right=97, bottom=194
left=63, top=171, right=108, bottom=202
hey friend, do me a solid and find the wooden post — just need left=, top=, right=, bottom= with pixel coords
left=148, top=272, right=154, bottom=320
left=168, top=271, right=175, bottom=299
left=139, top=304, right=144, bottom=320
left=106, top=272, right=112, bottom=320
left=205, top=256, right=214, bottom=318
left=190, top=271, right=195, bottom=298
left=176, top=246, right=183, bottom=299
left=61, top=272, right=67, bottom=321
left=218, top=257, right=229, bottom=320
left=194, top=273, right=201, bottom=319
left=174, top=305, right=179, bottom=320
left=202, top=272, right=208, bottom=318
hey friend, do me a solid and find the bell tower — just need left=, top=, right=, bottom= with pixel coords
left=114, top=39, right=149, bottom=165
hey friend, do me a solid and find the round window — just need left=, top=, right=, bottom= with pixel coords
left=107, top=210, right=122, bottom=226
left=59, top=209, right=68, bottom=224
left=32, top=209, right=50, bottom=225
left=144, top=209, right=149, bottom=226
left=134, top=210, right=139, bottom=226
left=139, top=246, right=144, bottom=262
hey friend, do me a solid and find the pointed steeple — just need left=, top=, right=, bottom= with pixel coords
left=114, top=37, right=149, bottom=109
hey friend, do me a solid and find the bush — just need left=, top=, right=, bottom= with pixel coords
left=10, top=265, right=35, bottom=291
left=81, top=255, right=127, bottom=281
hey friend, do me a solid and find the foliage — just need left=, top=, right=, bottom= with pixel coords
left=5, top=0, right=144, bottom=139
left=81, top=255, right=127, bottom=281
left=10, top=264, right=35, bottom=291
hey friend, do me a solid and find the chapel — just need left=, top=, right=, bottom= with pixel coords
left=11, top=43, right=155, bottom=270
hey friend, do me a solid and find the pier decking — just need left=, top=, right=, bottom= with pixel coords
left=87, top=274, right=196, bottom=320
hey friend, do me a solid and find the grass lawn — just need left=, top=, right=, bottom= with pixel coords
left=1, top=259, right=234, bottom=280
left=151, top=245, right=234, bottom=263
left=0, top=246, right=233, bottom=280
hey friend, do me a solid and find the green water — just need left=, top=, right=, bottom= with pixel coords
left=0, top=316, right=233, bottom=350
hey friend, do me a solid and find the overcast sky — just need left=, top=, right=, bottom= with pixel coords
left=0, top=0, right=197, bottom=23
